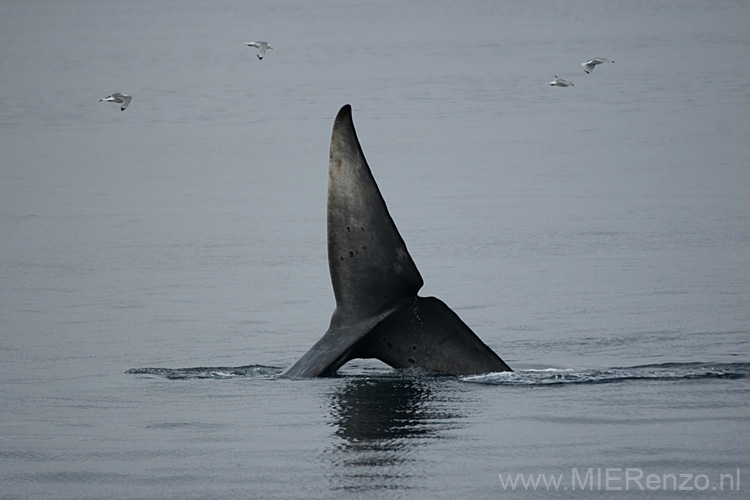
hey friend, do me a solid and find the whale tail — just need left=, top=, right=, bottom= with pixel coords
left=282, top=105, right=511, bottom=377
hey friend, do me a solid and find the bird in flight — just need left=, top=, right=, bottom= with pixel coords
left=99, top=93, right=132, bottom=111
left=246, top=41, right=274, bottom=60
left=582, top=57, right=614, bottom=74
left=547, top=76, right=574, bottom=87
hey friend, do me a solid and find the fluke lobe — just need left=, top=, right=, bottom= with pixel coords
left=282, top=105, right=511, bottom=377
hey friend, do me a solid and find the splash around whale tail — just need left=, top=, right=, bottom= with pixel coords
left=282, top=105, right=511, bottom=377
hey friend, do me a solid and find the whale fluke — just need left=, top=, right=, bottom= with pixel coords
left=282, top=105, right=511, bottom=377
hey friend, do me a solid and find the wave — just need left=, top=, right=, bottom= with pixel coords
left=125, top=362, right=750, bottom=384
left=459, top=362, right=750, bottom=386
left=125, top=364, right=283, bottom=379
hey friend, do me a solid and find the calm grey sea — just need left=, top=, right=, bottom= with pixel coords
left=1, top=0, right=749, bottom=498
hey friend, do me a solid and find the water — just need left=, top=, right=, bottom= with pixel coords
left=1, top=0, right=749, bottom=498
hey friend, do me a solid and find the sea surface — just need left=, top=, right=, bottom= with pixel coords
left=1, top=0, right=749, bottom=498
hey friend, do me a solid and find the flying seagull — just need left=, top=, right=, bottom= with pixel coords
left=547, top=76, right=574, bottom=87
left=246, top=41, right=273, bottom=60
left=582, top=57, right=614, bottom=74
left=99, top=93, right=132, bottom=111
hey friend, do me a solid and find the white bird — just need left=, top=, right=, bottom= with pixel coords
left=547, top=76, right=574, bottom=87
left=582, top=57, right=614, bottom=74
left=99, top=93, right=132, bottom=111
left=246, top=41, right=273, bottom=60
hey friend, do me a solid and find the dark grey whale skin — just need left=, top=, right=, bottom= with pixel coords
left=282, top=105, right=511, bottom=377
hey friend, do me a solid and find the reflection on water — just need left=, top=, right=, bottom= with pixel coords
left=326, top=376, right=462, bottom=492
